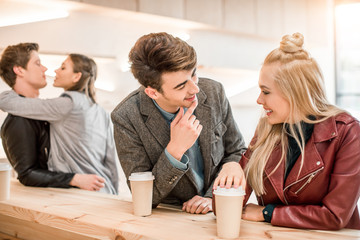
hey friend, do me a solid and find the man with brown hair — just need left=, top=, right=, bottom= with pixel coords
left=111, top=32, right=247, bottom=214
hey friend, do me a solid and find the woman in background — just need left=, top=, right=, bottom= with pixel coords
left=214, top=33, right=360, bottom=230
left=0, top=53, right=119, bottom=194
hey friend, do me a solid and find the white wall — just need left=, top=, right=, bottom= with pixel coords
left=0, top=0, right=336, bottom=197
left=0, top=0, right=336, bottom=163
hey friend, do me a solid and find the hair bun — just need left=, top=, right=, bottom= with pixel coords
left=280, top=33, right=304, bottom=53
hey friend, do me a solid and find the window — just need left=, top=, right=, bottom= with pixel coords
left=335, top=3, right=360, bottom=120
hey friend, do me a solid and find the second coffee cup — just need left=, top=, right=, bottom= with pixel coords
left=213, top=186, right=245, bottom=239
left=129, top=172, right=155, bottom=216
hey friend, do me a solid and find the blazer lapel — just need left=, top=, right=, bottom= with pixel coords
left=195, top=89, right=212, bottom=187
left=139, top=89, right=170, bottom=149
left=139, top=87, right=212, bottom=195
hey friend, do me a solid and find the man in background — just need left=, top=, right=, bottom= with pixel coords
left=0, top=42, right=102, bottom=189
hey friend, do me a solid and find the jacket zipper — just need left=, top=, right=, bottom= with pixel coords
left=294, top=171, right=318, bottom=195
left=283, top=166, right=324, bottom=205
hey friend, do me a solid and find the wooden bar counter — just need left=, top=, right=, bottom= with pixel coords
left=0, top=179, right=359, bottom=240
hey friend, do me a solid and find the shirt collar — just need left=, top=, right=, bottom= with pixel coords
left=152, top=99, right=178, bottom=122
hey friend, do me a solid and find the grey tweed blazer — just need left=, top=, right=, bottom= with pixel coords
left=111, top=78, right=246, bottom=207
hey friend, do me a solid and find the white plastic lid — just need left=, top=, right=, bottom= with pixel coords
left=0, top=163, right=11, bottom=171
left=213, top=186, right=245, bottom=196
left=129, top=171, right=155, bottom=181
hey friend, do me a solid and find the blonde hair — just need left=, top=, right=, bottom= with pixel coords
left=245, top=33, right=343, bottom=196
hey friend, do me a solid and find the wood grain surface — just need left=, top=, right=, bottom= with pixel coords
left=0, top=179, right=359, bottom=240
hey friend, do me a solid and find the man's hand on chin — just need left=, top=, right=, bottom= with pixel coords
left=182, top=195, right=212, bottom=214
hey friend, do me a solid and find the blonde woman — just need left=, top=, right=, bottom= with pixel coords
left=214, top=33, right=360, bottom=230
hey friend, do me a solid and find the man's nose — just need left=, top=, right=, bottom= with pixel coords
left=189, top=80, right=199, bottom=94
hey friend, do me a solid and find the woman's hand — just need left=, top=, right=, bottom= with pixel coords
left=242, top=203, right=265, bottom=221
left=70, top=174, right=105, bottom=191
left=213, top=162, right=246, bottom=190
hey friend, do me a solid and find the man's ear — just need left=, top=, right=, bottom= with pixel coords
left=144, top=87, right=159, bottom=100
left=13, top=66, right=24, bottom=77
left=72, top=72, right=82, bottom=83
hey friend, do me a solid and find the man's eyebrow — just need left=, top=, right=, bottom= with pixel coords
left=174, top=80, right=188, bottom=89
left=191, top=68, right=197, bottom=77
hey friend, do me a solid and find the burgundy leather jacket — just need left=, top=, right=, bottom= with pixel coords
left=241, top=112, right=360, bottom=230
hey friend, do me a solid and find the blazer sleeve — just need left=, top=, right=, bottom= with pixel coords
left=1, top=117, right=75, bottom=188
left=219, top=82, right=247, bottom=164
left=204, top=82, right=247, bottom=198
left=271, top=120, right=360, bottom=230
left=111, top=111, right=189, bottom=207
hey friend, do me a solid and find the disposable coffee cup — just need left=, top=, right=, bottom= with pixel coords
left=0, top=163, right=11, bottom=201
left=213, top=186, right=245, bottom=239
left=129, top=172, right=155, bottom=216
